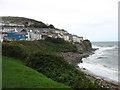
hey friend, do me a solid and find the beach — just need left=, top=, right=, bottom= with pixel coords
left=61, top=42, right=120, bottom=89
left=76, top=66, right=120, bottom=89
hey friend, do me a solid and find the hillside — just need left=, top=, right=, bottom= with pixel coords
left=2, top=16, right=55, bottom=28
left=2, top=38, right=100, bottom=88
left=2, top=56, right=69, bottom=88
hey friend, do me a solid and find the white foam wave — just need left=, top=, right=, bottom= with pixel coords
left=93, top=45, right=118, bottom=50
left=78, top=63, right=118, bottom=82
left=79, top=44, right=118, bottom=82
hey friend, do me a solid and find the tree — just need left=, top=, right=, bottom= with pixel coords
left=48, top=24, right=55, bottom=28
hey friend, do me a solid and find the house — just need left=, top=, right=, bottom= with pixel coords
left=54, top=29, right=68, bottom=35
left=63, top=33, right=70, bottom=42
left=54, top=30, right=60, bottom=34
left=6, top=32, right=27, bottom=41
left=0, top=23, right=2, bottom=26
left=72, top=35, right=82, bottom=43
left=41, top=33, right=49, bottom=40
left=51, top=33, right=62, bottom=39
left=31, top=30, right=42, bottom=40
left=0, top=32, right=3, bottom=42
left=23, top=30, right=42, bottom=41
left=60, top=29, right=67, bottom=34
left=68, top=34, right=73, bottom=42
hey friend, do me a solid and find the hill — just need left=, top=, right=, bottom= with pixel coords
left=2, top=56, right=69, bottom=88
left=2, top=16, right=55, bottom=28
left=2, top=38, right=100, bottom=88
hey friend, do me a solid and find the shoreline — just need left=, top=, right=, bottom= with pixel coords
left=61, top=48, right=120, bottom=89
left=76, top=66, right=120, bottom=89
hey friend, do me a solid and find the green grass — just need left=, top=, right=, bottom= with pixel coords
left=2, top=56, right=70, bottom=88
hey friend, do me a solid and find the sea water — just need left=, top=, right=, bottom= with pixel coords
left=78, top=42, right=119, bottom=83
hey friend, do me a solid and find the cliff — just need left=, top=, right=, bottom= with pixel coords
left=61, top=39, right=94, bottom=65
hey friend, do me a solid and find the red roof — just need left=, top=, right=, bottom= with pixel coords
left=15, top=32, right=26, bottom=35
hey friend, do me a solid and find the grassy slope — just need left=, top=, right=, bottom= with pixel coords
left=2, top=56, right=69, bottom=88
left=2, top=39, right=100, bottom=88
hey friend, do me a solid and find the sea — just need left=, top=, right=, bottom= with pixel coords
left=78, top=42, right=119, bottom=83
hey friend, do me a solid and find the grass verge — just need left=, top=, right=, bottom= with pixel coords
left=2, top=56, right=70, bottom=88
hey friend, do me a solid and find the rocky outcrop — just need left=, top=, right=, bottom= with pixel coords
left=61, top=52, right=92, bottom=66
left=61, top=39, right=95, bottom=65
left=75, top=39, right=92, bottom=53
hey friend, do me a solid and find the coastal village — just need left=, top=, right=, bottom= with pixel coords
left=0, top=17, right=83, bottom=43
left=2, top=17, right=120, bottom=89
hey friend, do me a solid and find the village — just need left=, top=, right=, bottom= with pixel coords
left=0, top=17, right=84, bottom=43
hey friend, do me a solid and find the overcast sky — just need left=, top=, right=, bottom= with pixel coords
left=0, top=0, right=119, bottom=42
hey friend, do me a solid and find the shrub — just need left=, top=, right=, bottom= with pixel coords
left=2, top=42, right=27, bottom=60
left=45, top=37, right=66, bottom=44
left=26, top=52, right=99, bottom=88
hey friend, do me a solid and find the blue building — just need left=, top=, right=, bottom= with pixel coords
left=7, top=32, right=27, bottom=40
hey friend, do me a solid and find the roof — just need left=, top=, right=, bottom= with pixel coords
left=15, top=32, right=26, bottom=35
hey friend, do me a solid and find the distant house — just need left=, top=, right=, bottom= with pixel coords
left=54, top=29, right=68, bottom=35
left=60, top=29, right=67, bottom=34
left=32, top=31, right=42, bottom=40
left=72, top=35, right=83, bottom=43
left=63, top=34, right=70, bottom=42
left=6, top=32, right=27, bottom=41
left=41, top=33, right=49, bottom=40
left=54, top=30, right=60, bottom=34
left=24, top=30, right=42, bottom=41
left=0, top=33, right=3, bottom=42
left=68, top=34, right=73, bottom=42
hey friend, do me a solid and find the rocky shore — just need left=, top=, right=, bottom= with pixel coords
left=61, top=48, right=96, bottom=66
left=76, top=67, right=120, bottom=90
left=61, top=52, right=91, bottom=65
left=61, top=44, right=120, bottom=89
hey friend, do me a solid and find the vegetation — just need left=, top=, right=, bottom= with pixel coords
left=3, top=56, right=69, bottom=88
left=28, top=22, right=48, bottom=28
left=2, top=16, right=55, bottom=28
left=2, top=38, right=100, bottom=88
left=47, top=24, right=55, bottom=28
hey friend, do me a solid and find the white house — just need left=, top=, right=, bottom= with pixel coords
left=63, top=34, right=70, bottom=41
left=0, top=33, right=3, bottom=42
left=72, top=35, right=83, bottom=43
left=27, top=30, right=42, bottom=40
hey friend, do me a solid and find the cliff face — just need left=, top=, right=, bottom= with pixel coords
left=61, top=39, right=93, bottom=65
left=75, top=39, right=92, bottom=53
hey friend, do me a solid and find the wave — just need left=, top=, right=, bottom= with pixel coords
left=79, top=43, right=119, bottom=82
left=93, top=45, right=118, bottom=50
left=97, top=56, right=108, bottom=59
left=78, top=63, right=118, bottom=82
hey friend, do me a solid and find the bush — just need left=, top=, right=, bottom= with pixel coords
left=45, top=37, right=66, bottom=44
left=44, top=37, right=77, bottom=52
left=26, top=52, right=99, bottom=88
left=2, top=43, right=27, bottom=60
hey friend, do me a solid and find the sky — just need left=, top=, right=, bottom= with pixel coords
left=0, top=0, right=119, bottom=42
